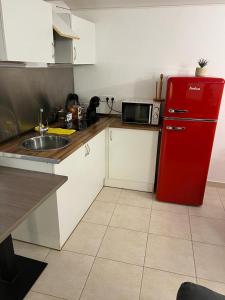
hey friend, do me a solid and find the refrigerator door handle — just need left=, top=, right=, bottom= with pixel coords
left=166, top=126, right=186, bottom=131
left=168, top=108, right=189, bottom=114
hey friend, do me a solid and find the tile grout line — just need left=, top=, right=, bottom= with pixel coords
left=81, top=218, right=225, bottom=248
left=85, top=255, right=201, bottom=279
left=196, top=276, right=225, bottom=285
left=78, top=189, right=122, bottom=300
left=216, top=187, right=225, bottom=212
left=29, top=290, right=68, bottom=300
left=188, top=207, right=198, bottom=282
left=43, top=248, right=51, bottom=262
left=97, top=198, right=225, bottom=220
left=139, top=201, right=153, bottom=300
left=96, top=199, right=152, bottom=209
left=83, top=212, right=225, bottom=227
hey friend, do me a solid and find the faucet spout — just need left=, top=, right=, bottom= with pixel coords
left=38, top=108, right=48, bottom=136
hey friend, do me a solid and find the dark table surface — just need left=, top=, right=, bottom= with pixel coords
left=0, top=166, right=67, bottom=244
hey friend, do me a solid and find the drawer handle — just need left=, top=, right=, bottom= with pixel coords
left=168, top=108, right=188, bottom=114
left=166, top=126, right=186, bottom=131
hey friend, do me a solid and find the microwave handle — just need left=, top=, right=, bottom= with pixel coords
left=148, top=106, right=152, bottom=124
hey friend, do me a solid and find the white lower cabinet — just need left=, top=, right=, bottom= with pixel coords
left=54, top=130, right=105, bottom=247
left=1, top=130, right=106, bottom=249
left=105, top=128, right=159, bottom=192
left=0, top=127, right=158, bottom=249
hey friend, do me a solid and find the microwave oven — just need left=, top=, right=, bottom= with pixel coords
left=122, top=99, right=160, bottom=125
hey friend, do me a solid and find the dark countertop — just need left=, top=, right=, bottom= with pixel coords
left=0, top=116, right=160, bottom=164
left=0, top=166, right=67, bottom=243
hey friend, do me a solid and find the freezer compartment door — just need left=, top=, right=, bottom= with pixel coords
left=156, top=119, right=217, bottom=205
left=164, top=77, right=224, bottom=120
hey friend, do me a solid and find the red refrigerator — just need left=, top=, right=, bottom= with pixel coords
left=156, top=77, right=224, bottom=206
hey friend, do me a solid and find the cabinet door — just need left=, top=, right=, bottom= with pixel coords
left=107, top=128, right=158, bottom=192
left=0, top=0, right=54, bottom=63
left=54, top=130, right=105, bottom=246
left=72, top=15, right=95, bottom=64
left=54, top=145, right=89, bottom=246
left=85, top=129, right=106, bottom=200
left=156, top=119, right=216, bottom=205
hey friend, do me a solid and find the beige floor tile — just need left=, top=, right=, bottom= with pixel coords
left=189, top=204, right=225, bottom=219
left=152, top=200, right=188, bottom=215
left=118, top=190, right=152, bottom=208
left=63, top=222, right=107, bottom=256
left=203, top=187, right=223, bottom=207
left=96, top=187, right=121, bottom=203
left=193, top=242, right=225, bottom=283
left=217, top=187, right=225, bottom=197
left=82, top=201, right=115, bottom=225
left=13, top=240, right=49, bottom=261
left=80, top=258, right=142, bottom=300
left=98, top=227, right=147, bottom=266
left=203, top=197, right=224, bottom=208
left=190, top=216, right=225, bottom=246
left=205, top=186, right=219, bottom=196
left=140, top=268, right=196, bottom=300
left=149, top=210, right=191, bottom=240
left=145, top=234, right=195, bottom=276
left=25, top=292, right=64, bottom=300
left=32, top=250, right=94, bottom=300
left=197, top=279, right=225, bottom=295
left=110, top=204, right=150, bottom=232
left=221, top=199, right=225, bottom=209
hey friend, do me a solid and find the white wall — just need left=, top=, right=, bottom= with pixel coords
left=73, top=5, right=225, bottom=183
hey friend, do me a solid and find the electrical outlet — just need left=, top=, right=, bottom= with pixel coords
left=100, top=95, right=116, bottom=103
left=97, top=95, right=117, bottom=114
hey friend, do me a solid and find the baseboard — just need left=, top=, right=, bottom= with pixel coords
left=104, top=178, right=153, bottom=192
left=207, top=181, right=225, bottom=188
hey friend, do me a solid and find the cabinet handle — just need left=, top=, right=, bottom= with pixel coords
left=168, top=108, right=188, bottom=114
left=110, top=130, right=112, bottom=141
left=166, top=126, right=186, bottom=131
left=85, top=145, right=89, bottom=157
left=52, top=42, right=55, bottom=59
left=87, top=144, right=91, bottom=155
left=74, top=46, right=77, bottom=62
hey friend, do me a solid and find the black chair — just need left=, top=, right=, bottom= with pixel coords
left=177, top=282, right=225, bottom=300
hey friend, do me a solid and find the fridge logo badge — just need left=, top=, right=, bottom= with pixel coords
left=189, top=86, right=201, bottom=91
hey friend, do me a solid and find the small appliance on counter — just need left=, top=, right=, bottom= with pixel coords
left=57, top=94, right=101, bottom=130
left=122, top=99, right=161, bottom=125
left=86, top=96, right=100, bottom=126
left=156, top=76, right=225, bottom=206
left=65, top=93, right=87, bottom=130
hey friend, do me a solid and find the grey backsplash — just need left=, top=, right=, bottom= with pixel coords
left=0, top=65, right=74, bottom=143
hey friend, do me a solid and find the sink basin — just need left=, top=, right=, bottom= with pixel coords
left=22, top=135, right=70, bottom=151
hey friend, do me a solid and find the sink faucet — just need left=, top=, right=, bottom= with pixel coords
left=39, top=108, right=48, bottom=136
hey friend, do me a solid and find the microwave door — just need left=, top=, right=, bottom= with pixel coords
left=123, top=103, right=151, bottom=124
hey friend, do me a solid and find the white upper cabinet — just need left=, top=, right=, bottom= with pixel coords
left=0, top=0, right=54, bottom=63
left=72, top=15, right=95, bottom=65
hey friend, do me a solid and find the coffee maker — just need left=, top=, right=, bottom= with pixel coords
left=65, top=93, right=87, bottom=130
left=86, top=96, right=100, bottom=126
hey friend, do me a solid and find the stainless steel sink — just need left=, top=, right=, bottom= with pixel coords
left=22, top=135, right=70, bottom=151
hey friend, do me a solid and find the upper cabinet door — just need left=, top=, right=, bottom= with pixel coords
left=72, top=15, right=95, bottom=65
left=0, top=0, right=54, bottom=63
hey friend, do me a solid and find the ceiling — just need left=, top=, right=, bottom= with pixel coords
left=47, top=0, right=225, bottom=10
